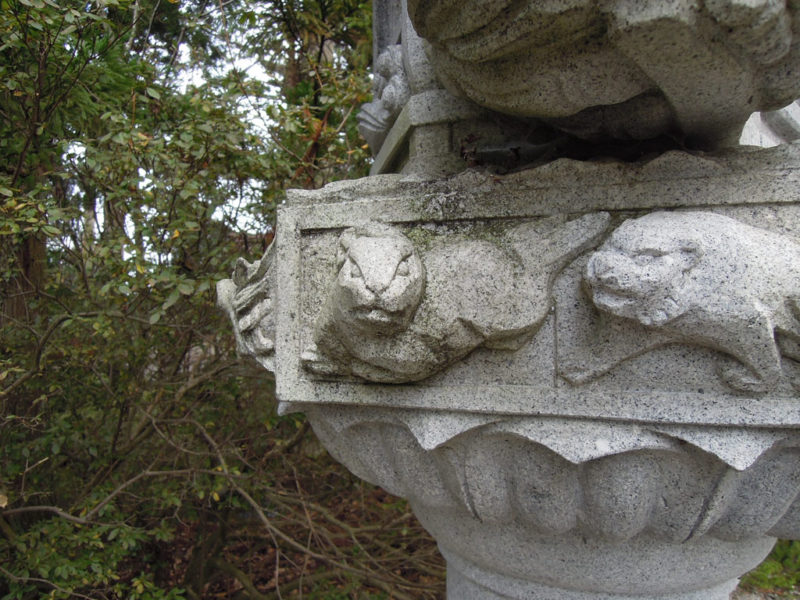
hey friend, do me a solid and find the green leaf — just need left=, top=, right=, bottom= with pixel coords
left=163, top=290, right=181, bottom=309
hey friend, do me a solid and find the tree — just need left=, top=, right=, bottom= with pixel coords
left=0, top=2, right=442, bottom=599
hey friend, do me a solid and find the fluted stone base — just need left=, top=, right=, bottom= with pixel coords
left=443, top=548, right=743, bottom=600
left=303, top=401, right=796, bottom=599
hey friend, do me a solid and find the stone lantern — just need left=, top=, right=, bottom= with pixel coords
left=219, top=2, right=800, bottom=598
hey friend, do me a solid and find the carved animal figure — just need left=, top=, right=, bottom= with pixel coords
left=405, top=0, right=800, bottom=147
left=327, top=223, right=426, bottom=337
left=303, top=214, right=610, bottom=382
left=356, top=45, right=411, bottom=152
left=582, top=211, right=800, bottom=393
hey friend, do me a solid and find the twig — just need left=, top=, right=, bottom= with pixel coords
left=2, top=504, right=99, bottom=526
left=0, top=310, right=113, bottom=399
left=225, top=480, right=436, bottom=592
left=82, top=466, right=239, bottom=521
left=259, top=420, right=310, bottom=463
left=125, top=0, right=140, bottom=53
left=209, top=556, right=273, bottom=599
left=0, top=515, right=17, bottom=541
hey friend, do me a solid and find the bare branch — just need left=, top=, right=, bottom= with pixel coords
left=2, top=505, right=97, bottom=526
left=125, top=0, right=141, bottom=54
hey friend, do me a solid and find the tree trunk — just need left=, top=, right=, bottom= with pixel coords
left=1, top=235, right=46, bottom=325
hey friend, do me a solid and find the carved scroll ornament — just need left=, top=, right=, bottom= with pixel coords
left=217, top=244, right=276, bottom=373
left=356, top=45, right=411, bottom=153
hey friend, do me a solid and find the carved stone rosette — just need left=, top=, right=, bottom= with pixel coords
left=219, top=144, right=800, bottom=599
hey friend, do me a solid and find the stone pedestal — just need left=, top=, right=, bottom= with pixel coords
left=444, top=551, right=744, bottom=600
left=219, top=2, right=800, bottom=597
left=220, top=144, right=800, bottom=598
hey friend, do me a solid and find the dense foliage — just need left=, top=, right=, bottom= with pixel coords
left=0, top=1, right=443, bottom=598
left=742, top=540, right=800, bottom=594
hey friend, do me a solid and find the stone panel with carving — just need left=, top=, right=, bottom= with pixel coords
left=219, top=149, right=800, bottom=421
left=560, top=211, right=800, bottom=394
left=219, top=143, right=800, bottom=599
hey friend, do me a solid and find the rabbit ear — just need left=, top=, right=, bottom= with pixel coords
left=337, top=228, right=356, bottom=270
left=677, top=239, right=703, bottom=272
left=232, top=257, right=252, bottom=287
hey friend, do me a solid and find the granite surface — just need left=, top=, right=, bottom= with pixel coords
left=218, top=143, right=800, bottom=428
left=406, top=0, right=800, bottom=147
left=218, top=123, right=800, bottom=600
